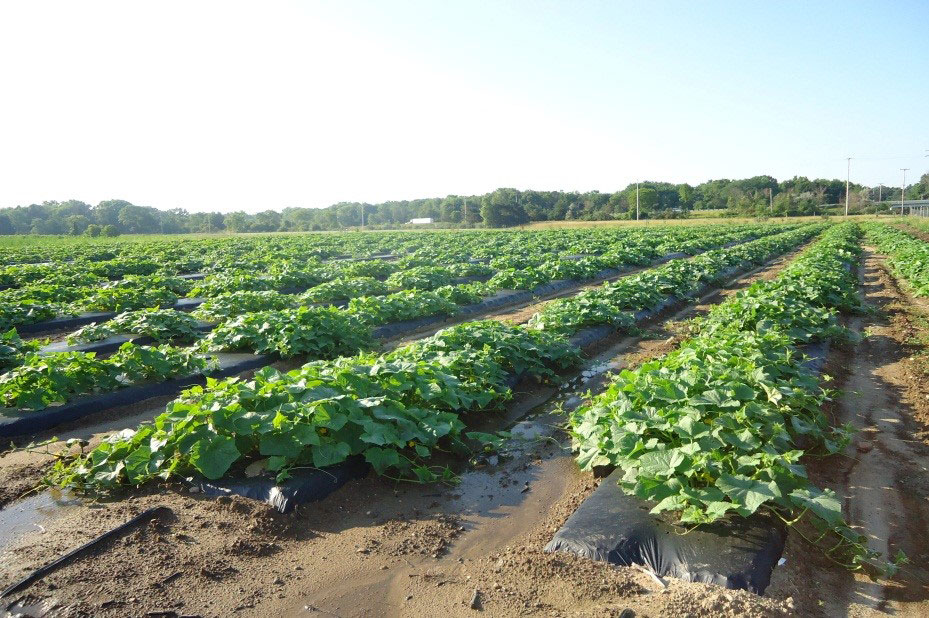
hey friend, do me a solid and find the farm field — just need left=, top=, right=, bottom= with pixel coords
left=1, top=220, right=929, bottom=617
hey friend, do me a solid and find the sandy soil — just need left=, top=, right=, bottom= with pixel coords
left=0, top=250, right=812, bottom=618
left=765, top=250, right=929, bottom=617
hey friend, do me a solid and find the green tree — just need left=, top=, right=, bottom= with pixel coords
left=223, top=211, right=251, bottom=232
left=439, top=196, right=463, bottom=223
left=772, top=192, right=792, bottom=216
left=579, top=191, right=611, bottom=220
left=907, top=172, right=929, bottom=200
left=607, top=192, right=628, bottom=218
left=281, top=208, right=318, bottom=231
left=626, top=187, right=658, bottom=217
left=65, top=215, right=91, bottom=235
left=93, top=199, right=132, bottom=227
left=335, top=203, right=361, bottom=228
left=480, top=188, right=528, bottom=227
left=677, top=184, right=694, bottom=208
left=187, top=212, right=225, bottom=233
left=84, top=224, right=102, bottom=237
left=117, top=205, right=159, bottom=233
left=159, top=208, right=191, bottom=233
left=250, top=210, right=280, bottom=232
left=102, top=224, right=119, bottom=237
left=31, top=217, right=63, bottom=234
left=462, top=197, right=483, bottom=225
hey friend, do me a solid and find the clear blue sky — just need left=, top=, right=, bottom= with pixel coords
left=0, top=0, right=926, bottom=212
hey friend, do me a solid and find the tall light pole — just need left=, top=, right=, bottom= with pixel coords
left=901, top=168, right=910, bottom=216
left=636, top=182, right=640, bottom=221
left=845, top=157, right=852, bottom=216
left=878, top=183, right=883, bottom=202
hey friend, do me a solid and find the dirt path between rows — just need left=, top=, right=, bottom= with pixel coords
left=766, top=250, right=929, bottom=617
left=0, top=248, right=807, bottom=618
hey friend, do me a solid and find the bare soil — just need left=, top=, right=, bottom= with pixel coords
left=0, top=438, right=792, bottom=618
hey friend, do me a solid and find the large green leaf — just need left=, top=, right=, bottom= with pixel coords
left=190, top=435, right=240, bottom=480
left=715, top=473, right=782, bottom=515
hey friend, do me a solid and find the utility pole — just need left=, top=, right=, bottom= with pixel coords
left=360, top=203, right=365, bottom=230
left=878, top=183, right=882, bottom=202
left=901, top=168, right=910, bottom=216
left=845, top=157, right=852, bottom=216
left=768, top=188, right=773, bottom=215
left=636, top=182, right=640, bottom=221
left=920, top=148, right=929, bottom=217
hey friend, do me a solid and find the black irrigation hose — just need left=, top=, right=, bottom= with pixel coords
left=0, top=506, right=171, bottom=600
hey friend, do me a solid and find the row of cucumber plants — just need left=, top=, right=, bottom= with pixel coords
left=0, top=226, right=630, bottom=268
left=0, top=343, right=214, bottom=410
left=1, top=257, right=457, bottom=330
left=0, top=329, right=43, bottom=373
left=44, top=227, right=816, bottom=487
left=861, top=222, right=929, bottom=296
left=1, top=226, right=818, bottom=411
left=83, top=225, right=819, bottom=351
left=54, top=224, right=809, bottom=349
left=567, top=223, right=902, bottom=576
left=2, top=223, right=800, bottom=272
left=65, top=276, right=496, bottom=346
left=528, top=224, right=824, bottom=334
left=0, top=224, right=798, bottom=331
left=46, top=321, right=579, bottom=487
left=67, top=308, right=204, bottom=345
left=0, top=226, right=649, bottom=286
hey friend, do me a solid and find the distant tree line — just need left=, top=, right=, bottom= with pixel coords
left=2, top=173, right=928, bottom=235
